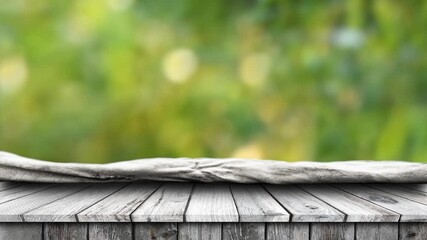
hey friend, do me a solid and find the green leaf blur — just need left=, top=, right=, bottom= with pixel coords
left=1, top=0, right=426, bottom=163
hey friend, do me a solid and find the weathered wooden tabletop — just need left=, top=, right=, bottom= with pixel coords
left=2, top=182, right=427, bottom=240
left=1, top=182, right=427, bottom=223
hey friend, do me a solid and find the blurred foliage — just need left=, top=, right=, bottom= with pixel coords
left=1, top=0, right=427, bottom=163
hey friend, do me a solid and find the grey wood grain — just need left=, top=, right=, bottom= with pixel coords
left=265, top=185, right=345, bottom=222
left=24, top=183, right=126, bottom=222
left=185, top=183, right=238, bottom=222
left=0, top=184, right=89, bottom=222
left=230, top=184, right=289, bottom=222
left=300, top=185, right=399, bottom=222
left=310, top=223, right=355, bottom=240
left=132, top=183, right=192, bottom=222
left=355, top=223, right=397, bottom=240
left=44, top=223, right=87, bottom=240
left=369, top=184, right=427, bottom=205
left=0, top=223, right=42, bottom=240
left=88, top=223, right=132, bottom=240
left=0, top=182, right=24, bottom=192
left=135, top=223, right=177, bottom=240
left=223, top=223, right=265, bottom=240
left=399, top=223, right=427, bottom=240
left=0, top=183, right=53, bottom=204
left=335, top=184, right=427, bottom=222
left=266, top=223, right=309, bottom=240
left=403, top=184, right=427, bottom=193
left=78, top=183, right=160, bottom=222
left=178, top=223, right=221, bottom=240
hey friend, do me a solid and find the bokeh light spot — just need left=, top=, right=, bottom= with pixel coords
left=239, top=53, right=271, bottom=87
left=162, top=48, right=198, bottom=84
left=232, top=143, right=264, bottom=159
left=107, top=0, right=134, bottom=12
left=0, top=56, right=28, bottom=94
left=332, top=28, right=365, bottom=49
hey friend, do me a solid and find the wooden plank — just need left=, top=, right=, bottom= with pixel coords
left=88, top=223, right=132, bottom=240
left=0, top=184, right=89, bottom=222
left=24, top=183, right=126, bottom=222
left=178, top=223, right=221, bottom=240
left=265, top=185, right=344, bottom=222
left=0, top=182, right=25, bottom=192
left=135, top=223, right=177, bottom=240
left=132, top=183, right=192, bottom=222
left=0, top=183, right=53, bottom=204
left=185, top=183, right=238, bottom=222
left=310, top=223, right=355, bottom=240
left=335, top=184, right=427, bottom=222
left=78, top=183, right=160, bottom=222
left=300, top=185, right=399, bottom=222
left=44, top=223, right=87, bottom=240
left=403, top=184, right=427, bottom=193
left=266, top=223, right=309, bottom=240
left=223, top=223, right=265, bottom=240
left=399, top=223, right=427, bottom=240
left=355, top=223, right=398, bottom=240
left=369, top=184, right=427, bottom=205
left=0, top=223, right=42, bottom=240
left=230, top=184, right=289, bottom=222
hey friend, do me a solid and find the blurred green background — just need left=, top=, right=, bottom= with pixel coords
left=1, top=0, right=426, bottom=163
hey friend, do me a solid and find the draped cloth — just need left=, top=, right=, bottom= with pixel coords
left=1, top=151, right=426, bottom=183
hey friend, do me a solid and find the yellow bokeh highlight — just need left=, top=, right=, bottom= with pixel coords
left=64, top=0, right=109, bottom=44
left=0, top=56, right=28, bottom=94
left=162, top=48, right=198, bottom=83
left=107, top=0, right=133, bottom=12
left=232, top=143, right=264, bottom=159
left=239, top=53, right=271, bottom=87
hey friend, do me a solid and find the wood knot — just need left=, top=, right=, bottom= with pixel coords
left=161, top=230, right=178, bottom=238
left=306, top=205, right=318, bottom=210
left=407, top=232, right=417, bottom=238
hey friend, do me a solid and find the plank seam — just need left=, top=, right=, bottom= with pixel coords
left=182, top=183, right=195, bottom=222
left=398, top=221, right=400, bottom=239
left=75, top=183, right=132, bottom=222
left=354, top=222, right=357, bottom=240
left=261, top=184, right=292, bottom=220
left=330, top=185, right=402, bottom=221
left=402, top=184, right=427, bottom=193
left=176, top=222, right=180, bottom=240
left=0, top=184, right=57, bottom=206
left=129, top=182, right=163, bottom=222
left=0, top=182, right=26, bottom=193
left=364, top=184, right=427, bottom=207
left=20, top=184, right=93, bottom=222
left=264, top=222, right=267, bottom=240
left=228, top=183, right=240, bottom=222
left=132, top=222, right=135, bottom=240
left=296, top=185, right=348, bottom=222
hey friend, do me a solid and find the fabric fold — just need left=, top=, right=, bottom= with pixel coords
left=0, top=151, right=426, bottom=183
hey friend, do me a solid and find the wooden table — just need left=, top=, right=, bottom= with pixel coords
left=0, top=182, right=426, bottom=240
